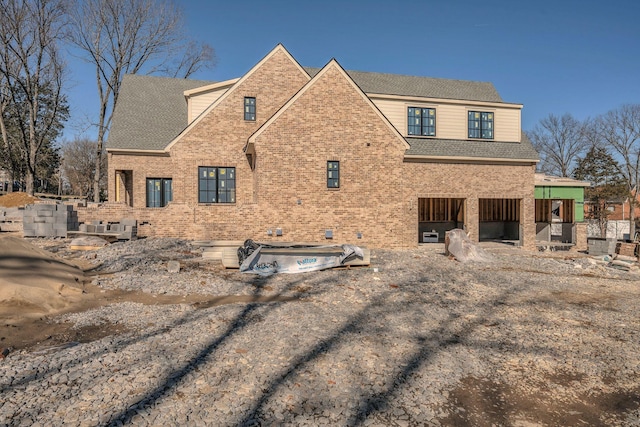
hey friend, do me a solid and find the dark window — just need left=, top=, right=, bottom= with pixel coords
left=244, top=97, right=256, bottom=121
left=198, top=167, right=236, bottom=203
left=408, top=107, right=436, bottom=136
left=146, top=178, right=172, bottom=207
left=327, top=161, right=339, bottom=188
left=468, top=111, right=494, bottom=139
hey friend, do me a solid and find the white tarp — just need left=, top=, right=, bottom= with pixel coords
left=238, top=240, right=364, bottom=275
left=445, top=229, right=494, bottom=263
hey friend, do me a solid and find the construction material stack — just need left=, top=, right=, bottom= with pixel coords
left=22, top=204, right=79, bottom=237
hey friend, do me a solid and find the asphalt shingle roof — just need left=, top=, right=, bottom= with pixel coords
left=304, top=67, right=503, bottom=103
left=405, top=132, right=539, bottom=161
left=107, top=74, right=214, bottom=151
left=107, top=70, right=535, bottom=163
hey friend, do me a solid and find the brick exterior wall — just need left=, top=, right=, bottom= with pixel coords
left=98, top=47, right=539, bottom=249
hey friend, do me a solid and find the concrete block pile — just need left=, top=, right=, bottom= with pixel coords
left=0, top=207, right=25, bottom=232
left=78, top=218, right=137, bottom=240
left=22, top=204, right=79, bottom=237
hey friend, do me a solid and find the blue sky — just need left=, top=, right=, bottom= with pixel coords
left=64, top=0, right=640, bottom=140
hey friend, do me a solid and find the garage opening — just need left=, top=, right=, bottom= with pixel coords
left=479, top=198, right=520, bottom=242
left=418, top=198, right=465, bottom=243
left=535, top=199, right=575, bottom=243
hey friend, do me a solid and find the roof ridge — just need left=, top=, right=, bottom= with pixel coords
left=303, top=66, right=494, bottom=85
left=122, top=73, right=216, bottom=85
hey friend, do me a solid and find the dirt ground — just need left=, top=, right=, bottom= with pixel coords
left=0, top=234, right=298, bottom=351
left=0, top=233, right=640, bottom=426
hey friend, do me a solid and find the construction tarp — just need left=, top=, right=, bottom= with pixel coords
left=238, top=239, right=364, bottom=275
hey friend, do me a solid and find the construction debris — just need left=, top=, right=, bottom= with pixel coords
left=72, top=219, right=138, bottom=241
left=167, top=261, right=181, bottom=273
left=237, top=239, right=366, bottom=275
left=69, top=236, right=110, bottom=251
left=445, top=229, right=494, bottom=263
left=616, top=242, right=639, bottom=258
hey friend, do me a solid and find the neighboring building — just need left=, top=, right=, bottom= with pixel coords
left=584, top=189, right=639, bottom=240
left=598, top=190, right=640, bottom=222
left=84, top=44, right=539, bottom=249
left=534, top=173, right=590, bottom=249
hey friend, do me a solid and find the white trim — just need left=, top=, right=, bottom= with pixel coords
left=368, top=92, right=523, bottom=109
left=183, top=78, right=240, bottom=97
left=404, top=154, right=539, bottom=164
left=106, top=148, right=168, bottom=156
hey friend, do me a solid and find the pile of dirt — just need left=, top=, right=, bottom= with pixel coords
left=0, top=235, right=89, bottom=322
left=0, top=192, right=39, bottom=208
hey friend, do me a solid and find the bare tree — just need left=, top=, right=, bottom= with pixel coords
left=61, top=136, right=105, bottom=199
left=0, top=0, right=68, bottom=195
left=598, top=104, right=640, bottom=239
left=66, top=0, right=215, bottom=202
left=527, top=113, right=588, bottom=177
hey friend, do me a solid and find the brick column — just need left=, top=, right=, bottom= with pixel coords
left=573, top=222, right=588, bottom=252
left=466, top=197, right=479, bottom=242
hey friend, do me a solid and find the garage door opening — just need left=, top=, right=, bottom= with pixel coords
left=535, top=199, right=576, bottom=243
left=479, top=198, right=520, bottom=242
left=418, top=198, right=465, bottom=243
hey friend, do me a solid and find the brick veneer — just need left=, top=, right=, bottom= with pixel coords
left=99, top=47, right=539, bottom=249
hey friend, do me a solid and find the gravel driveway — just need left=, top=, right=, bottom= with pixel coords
left=1, top=238, right=639, bottom=426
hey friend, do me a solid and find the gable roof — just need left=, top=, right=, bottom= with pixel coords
left=405, top=132, right=539, bottom=163
left=305, top=67, right=503, bottom=103
left=107, top=48, right=523, bottom=154
left=163, top=44, right=310, bottom=152
left=107, top=74, right=214, bottom=152
left=247, top=59, right=409, bottom=151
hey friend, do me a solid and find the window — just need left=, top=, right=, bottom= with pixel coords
left=468, top=111, right=493, bottom=139
left=198, top=167, right=236, bottom=203
left=244, top=97, right=256, bottom=121
left=408, top=107, right=436, bottom=136
left=327, top=161, right=339, bottom=188
left=146, top=178, right=172, bottom=207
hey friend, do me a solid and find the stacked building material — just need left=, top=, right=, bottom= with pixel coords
left=616, top=242, right=639, bottom=259
left=77, top=218, right=137, bottom=240
left=22, top=204, right=79, bottom=237
left=0, top=207, right=24, bottom=232
left=587, top=237, right=617, bottom=256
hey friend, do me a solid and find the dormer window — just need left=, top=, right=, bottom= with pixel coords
left=408, top=107, right=435, bottom=136
left=244, top=97, right=256, bottom=121
left=468, top=111, right=493, bottom=139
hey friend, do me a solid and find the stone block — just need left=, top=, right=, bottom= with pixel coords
left=121, top=218, right=137, bottom=227
left=35, top=223, right=52, bottom=234
left=35, top=204, right=56, bottom=211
